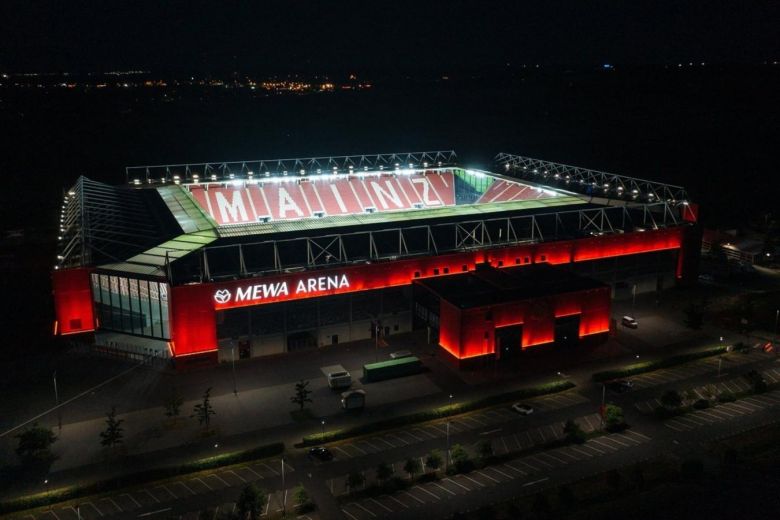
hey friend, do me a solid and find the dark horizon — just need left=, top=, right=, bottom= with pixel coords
left=2, top=1, right=778, bottom=74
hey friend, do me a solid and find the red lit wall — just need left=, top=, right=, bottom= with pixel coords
left=438, top=286, right=611, bottom=360
left=52, top=267, right=95, bottom=335
left=160, top=227, right=687, bottom=357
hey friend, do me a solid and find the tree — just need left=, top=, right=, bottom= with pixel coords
left=293, top=485, right=313, bottom=514
left=236, top=484, right=266, bottom=520
left=15, top=424, right=58, bottom=467
left=563, top=419, right=586, bottom=444
left=450, top=444, right=472, bottom=473
left=164, top=388, right=183, bottom=419
left=683, top=304, right=704, bottom=330
left=191, top=387, right=216, bottom=427
left=477, top=440, right=494, bottom=461
left=604, top=404, right=625, bottom=432
left=403, top=457, right=421, bottom=480
left=290, top=380, right=313, bottom=412
left=661, top=390, right=683, bottom=409
left=346, top=471, right=365, bottom=492
left=99, top=406, right=124, bottom=448
left=375, top=461, right=393, bottom=484
left=425, top=450, right=443, bottom=473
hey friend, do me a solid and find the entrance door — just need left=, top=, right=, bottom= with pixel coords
left=331, top=334, right=339, bottom=345
left=555, top=315, right=580, bottom=346
left=495, top=325, right=522, bottom=362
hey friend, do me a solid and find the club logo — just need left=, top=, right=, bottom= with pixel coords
left=213, top=289, right=232, bottom=304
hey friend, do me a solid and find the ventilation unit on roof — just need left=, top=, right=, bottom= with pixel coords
left=312, top=211, right=325, bottom=218
left=364, top=207, right=376, bottom=214
left=257, top=215, right=272, bottom=223
left=413, top=202, right=424, bottom=209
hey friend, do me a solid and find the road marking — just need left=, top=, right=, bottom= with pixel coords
left=444, top=478, right=470, bottom=492
left=605, top=435, right=630, bottom=447
left=122, top=494, right=142, bottom=507
left=331, top=446, right=352, bottom=458
left=137, top=508, right=171, bottom=518
left=525, top=431, right=534, bottom=446
left=665, top=422, right=688, bottom=432
left=477, top=470, right=501, bottom=484
left=431, top=482, right=456, bottom=495
left=548, top=424, right=560, bottom=439
left=376, top=437, right=396, bottom=448
left=615, top=433, right=642, bottom=445
left=539, top=452, right=567, bottom=465
left=588, top=438, right=616, bottom=451
left=413, top=485, right=440, bottom=501
left=501, top=436, right=509, bottom=453
left=460, top=474, right=486, bottom=488
left=192, top=477, right=212, bottom=491
left=243, top=466, right=263, bottom=479
left=480, top=428, right=503, bottom=436
left=402, top=491, right=425, bottom=504
left=511, top=433, right=522, bottom=450
left=517, top=459, right=541, bottom=472
left=140, top=489, right=160, bottom=503
left=555, top=449, right=581, bottom=461
left=628, top=430, right=652, bottom=441
left=157, top=485, right=177, bottom=499
left=175, top=481, right=195, bottom=495
left=569, top=445, right=593, bottom=458
left=488, top=466, right=514, bottom=479
left=537, top=428, right=547, bottom=443
left=82, top=501, right=103, bottom=516
left=210, top=473, right=230, bottom=486
left=350, top=443, right=368, bottom=455
left=225, top=470, right=246, bottom=482
left=384, top=495, right=408, bottom=508
left=503, top=462, right=527, bottom=475
left=259, top=463, right=280, bottom=475
left=413, top=427, right=436, bottom=439
left=523, top=477, right=549, bottom=487
left=368, top=497, right=392, bottom=512
left=101, top=497, right=123, bottom=512
left=341, top=508, right=359, bottom=520
left=387, top=433, right=407, bottom=445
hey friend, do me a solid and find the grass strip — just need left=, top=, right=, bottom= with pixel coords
left=302, top=379, right=575, bottom=446
left=0, top=442, right=284, bottom=514
left=592, top=345, right=728, bottom=382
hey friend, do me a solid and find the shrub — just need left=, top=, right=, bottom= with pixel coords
left=425, top=450, right=443, bottom=473
left=592, top=346, right=727, bottom=382
left=477, top=440, right=494, bottom=461
left=236, top=484, right=266, bottom=520
left=375, top=462, right=393, bottom=483
left=563, top=419, right=586, bottom=444
left=661, top=390, right=683, bottom=409
left=403, top=458, right=421, bottom=479
left=450, top=444, right=473, bottom=473
left=604, top=404, right=627, bottom=432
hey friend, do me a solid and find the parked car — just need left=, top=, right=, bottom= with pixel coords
left=389, top=350, right=413, bottom=359
left=621, top=316, right=639, bottom=329
left=308, top=446, right=333, bottom=461
left=607, top=379, right=634, bottom=393
left=512, top=403, right=534, bottom=415
left=327, top=370, right=352, bottom=389
left=341, top=389, right=366, bottom=410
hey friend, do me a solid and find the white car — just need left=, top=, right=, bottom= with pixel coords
left=512, top=403, right=534, bottom=415
left=621, top=316, right=638, bottom=329
left=327, top=370, right=352, bottom=389
left=389, top=350, right=413, bottom=359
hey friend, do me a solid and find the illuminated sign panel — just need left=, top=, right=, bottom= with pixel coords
left=213, top=274, right=350, bottom=309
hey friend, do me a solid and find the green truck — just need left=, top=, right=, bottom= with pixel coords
left=363, top=356, right=423, bottom=382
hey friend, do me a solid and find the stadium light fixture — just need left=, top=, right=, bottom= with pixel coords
left=211, top=174, right=218, bottom=181
left=133, top=178, right=141, bottom=185
left=300, top=169, right=306, bottom=176
left=423, top=162, right=428, bottom=168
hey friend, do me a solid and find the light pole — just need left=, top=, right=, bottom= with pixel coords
left=631, top=283, right=637, bottom=315
left=445, top=394, right=453, bottom=471
left=231, top=344, right=238, bottom=396
left=600, top=383, right=606, bottom=428
left=321, top=419, right=326, bottom=442
left=281, top=456, right=286, bottom=516
left=53, top=371, right=61, bottom=431
left=775, top=309, right=779, bottom=335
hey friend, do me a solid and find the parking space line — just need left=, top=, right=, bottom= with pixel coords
left=615, top=433, right=642, bottom=445
left=555, top=448, right=581, bottom=461
left=628, top=430, right=651, bottom=441
left=413, top=427, right=436, bottom=439
left=331, top=446, right=352, bottom=458
left=140, top=488, right=160, bottom=503
left=157, top=484, right=177, bottom=499
left=444, top=478, right=470, bottom=492
left=121, top=493, right=142, bottom=507
left=341, top=508, right=359, bottom=520
left=101, top=497, right=122, bottom=512
left=46, top=510, right=61, bottom=520
left=431, top=482, right=456, bottom=496
left=258, top=463, right=280, bottom=475
left=500, top=436, right=509, bottom=453
left=511, top=433, right=522, bottom=450
left=405, top=430, right=424, bottom=441
left=384, top=494, right=408, bottom=508
left=536, top=428, right=547, bottom=443
left=569, top=445, right=593, bottom=458
left=488, top=466, right=514, bottom=479
left=460, top=474, right=485, bottom=488
left=192, top=477, right=212, bottom=491
left=503, top=462, right=527, bottom=475
left=589, top=438, right=617, bottom=451
left=402, top=490, right=425, bottom=504
left=517, top=458, right=540, bottom=472
left=224, top=470, right=246, bottom=483
left=175, top=481, right=196, bottom=495
left=548, top=424, right=560, bottom=439
left=605, top=435, right=631, bottom=447
left=243, top=466, right=263, bottom=479
left=368, top=497, right=392, bottom=513
left=83, top=502, right=103, bottom=516
left=539, top=452, right=568, bottom=465
left=477, top=470, right=501, bottom=484
left=209, top=473, right=231, bottom=486
left=414, top=485, right=440, bottom=500
left=665, top=421, right=688, bottom=432
left=350, top=443, right=368, bottom=455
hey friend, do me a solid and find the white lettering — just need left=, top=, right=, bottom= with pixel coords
left=215, top=190, right=249, bottom=223
left=307, top=278, right=317, bottom=292
left=278, top=187, right=304, bottom=218
left=339, top=274, right=349, bottom=288
left=370, top=180, right=404, bottom=209
left=236, top=286, right=252, bottom=301
left=411, top=177, right=440, bottom=205
left=296, top=280, right=306, bottom=293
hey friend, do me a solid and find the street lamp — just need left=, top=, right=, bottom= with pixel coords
left=231, top=343, right=238, bottom=396
left=321, top=419, right=326, bottom=442
left=53, top=371, right=61, bottom=432
left=445, top=394, right=453, bottom=471
left=281, top=456, right=286, bottom=516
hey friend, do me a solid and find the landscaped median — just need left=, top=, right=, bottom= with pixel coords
left=0, top=442, right=284, bottom=515
left=591, top=345, right=728, bottom=382
left=300, top=379, right=576, bottom=446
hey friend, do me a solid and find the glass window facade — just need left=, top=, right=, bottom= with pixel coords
left=91, top=273, right=171, bottom=339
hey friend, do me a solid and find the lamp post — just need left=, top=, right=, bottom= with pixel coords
left=281, top=456, right=286, bottom=516
left=53, top=371, right=61, bottom=431
left=231, top=344, right=238, bottom=396
left=775, top=309, right=779, bottom=335
left=445, top=394, right=453, bottom=471
left=600, top=383, right=606, bottom=428
left=321, top=419, right=326, bottom=442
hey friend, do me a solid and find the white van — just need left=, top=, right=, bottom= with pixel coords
left=341, top=389, right=366, bottom=410
left=327, top=370, right=352, bottom=389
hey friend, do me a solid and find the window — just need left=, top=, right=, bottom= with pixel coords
left=433, top=268, right=440, bottom=275
left=91, top=274, right=171, bottom=340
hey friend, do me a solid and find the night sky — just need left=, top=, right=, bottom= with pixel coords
left=2, top=1, right=778, bottom=73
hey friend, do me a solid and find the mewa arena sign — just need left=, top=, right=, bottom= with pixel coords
left=212, top=274, right=350, bottom=308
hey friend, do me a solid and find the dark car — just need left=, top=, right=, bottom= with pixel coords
left=607, top=380, right=634, bottom=393
left=308, top=446, right=334, bottom=461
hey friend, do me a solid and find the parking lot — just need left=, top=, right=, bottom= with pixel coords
left=322, top=391, right=590, bottom=461
left=664, top=389, right=780, bottom=432
left=17, top=458, right=293, bottom=520
left=177, top=490, right=318, bottom=520
left=337, top=429, right=652, bottom=519
left=617, top=350, right=775, bottom=391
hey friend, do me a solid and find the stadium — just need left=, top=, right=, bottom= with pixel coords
left=52, top=151, right=700, bottom=369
